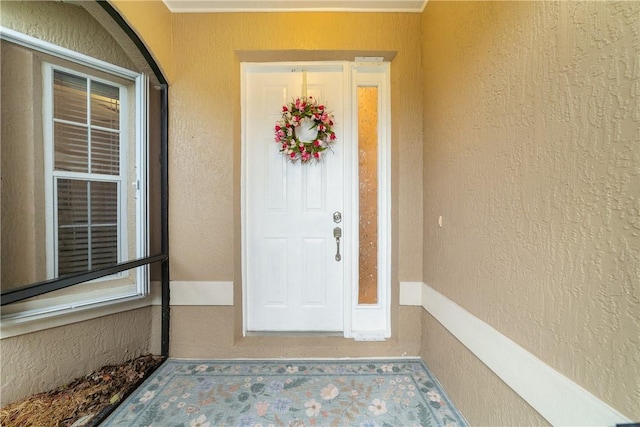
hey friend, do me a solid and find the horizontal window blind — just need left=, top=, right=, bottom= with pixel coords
left=52, top=69, right=122, bottom=276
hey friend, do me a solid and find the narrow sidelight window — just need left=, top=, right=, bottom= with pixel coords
left=358, top=86, right=379, bottom=305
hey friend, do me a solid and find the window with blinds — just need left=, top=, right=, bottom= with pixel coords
left=51, top=69, right=123, bottom=276
left=1, top=31, right=149, bottom=324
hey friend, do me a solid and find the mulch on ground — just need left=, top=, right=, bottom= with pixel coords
left=0, top=354, right=164, bottom=427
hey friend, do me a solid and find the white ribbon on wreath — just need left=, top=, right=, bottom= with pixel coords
left=274, top=71, right=336, bottom=163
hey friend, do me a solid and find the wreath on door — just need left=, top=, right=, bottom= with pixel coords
left=274, top=96, right=336, bottom=163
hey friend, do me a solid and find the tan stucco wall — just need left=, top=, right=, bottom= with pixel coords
left=170, top=306, right=422, bottom=359
left=109, top=0, right=175, bottom=82
left=421, top=311, right=550, bottom=425
left=4, top=0, right=636, bottom=420
left=0, top=1, right=155, bottom=407
left=1, top=41, right=44, bottom=289
left=0, top=1, right=135, bottom=70
left=125, top=11, right=425, bottom=357
left=0, top=307, right=153, bottom=406
left=166, top=11, right=423, bottom=284
left=421, top=0, right=640, bottom=423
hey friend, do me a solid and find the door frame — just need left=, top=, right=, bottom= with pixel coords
left=240, top=61, right=391, bottom=340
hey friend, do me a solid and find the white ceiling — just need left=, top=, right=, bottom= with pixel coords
left=162, top=0, right=428, bottom=13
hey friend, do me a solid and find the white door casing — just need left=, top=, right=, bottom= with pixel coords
left=348, top=64, right=392, bottom=340
left=242, top=61, right=391, bottom=339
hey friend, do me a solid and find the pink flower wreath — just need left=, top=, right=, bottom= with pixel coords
left=274, top=96, right=336, bottom=163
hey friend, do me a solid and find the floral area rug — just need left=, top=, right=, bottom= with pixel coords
left=101, top=359, right=467, bottom=427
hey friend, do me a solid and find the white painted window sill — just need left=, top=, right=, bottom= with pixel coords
left=0, top=294, right=154, bottom=339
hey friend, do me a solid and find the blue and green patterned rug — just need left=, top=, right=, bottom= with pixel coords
left=101, top=359, right=467, bottom=427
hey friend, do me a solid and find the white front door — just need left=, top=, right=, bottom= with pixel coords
left=243, top=63, right=347, bottom=332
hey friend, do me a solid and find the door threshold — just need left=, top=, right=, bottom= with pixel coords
left=246, top=331, right=343, bottom=338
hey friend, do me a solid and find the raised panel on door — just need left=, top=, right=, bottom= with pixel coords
left=301, top=238, right=325, bottom=306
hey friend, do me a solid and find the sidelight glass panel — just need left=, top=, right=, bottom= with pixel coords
left=358, top=87, right=379, bottom=305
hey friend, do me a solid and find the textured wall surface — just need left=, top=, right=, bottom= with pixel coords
left=0, top=1, right=135, bottom=70
left=109, top=0, right=175, bottom=82
left=1, top=42, right=43, bottom=289
left=169, top=306, right=422, bottom=359
left=421, top=311, right=550, bottom=426
left=0, top=307, right=152, bottom=406
left=167, top=12, right=424, bottom=284
left=422, top=0, right=639, bottom=421
left=135, top=11, right=426, bottom=357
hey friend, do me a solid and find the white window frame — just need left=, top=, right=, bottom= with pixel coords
left=347, top=62, right=392, bottom=340
left=43, top=63, right=130, bottom=280
left=0, top=27, right=150, bottom=329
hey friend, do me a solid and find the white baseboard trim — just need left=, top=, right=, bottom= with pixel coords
left=399, top=281, right=423, bottom=306
left=401, top=281, right=632, bottom=426
left=151, top=281, right=234, bottom=306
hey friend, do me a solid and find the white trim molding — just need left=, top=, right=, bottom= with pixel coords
left=399, top=281, right=423, bottom=306
left=347, top=62, right=392, bottom=340
left=162, top=0, right=428, bottom=13
left=1, top=295, right=152, bottom=339
left=400, top=282, right=633, bottom=426
left=151, top=281, right=234, bottom=306
left=0, top=27, right=139, bottom=80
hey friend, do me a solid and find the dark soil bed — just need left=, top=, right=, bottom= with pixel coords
left=0, top=354, right=164, bottom=427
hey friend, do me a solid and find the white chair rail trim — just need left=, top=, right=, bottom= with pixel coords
left=399, top=281, right=632, bottom=427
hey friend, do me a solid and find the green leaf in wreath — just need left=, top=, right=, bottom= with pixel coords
left=238, top=392, right=250, bottom=402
